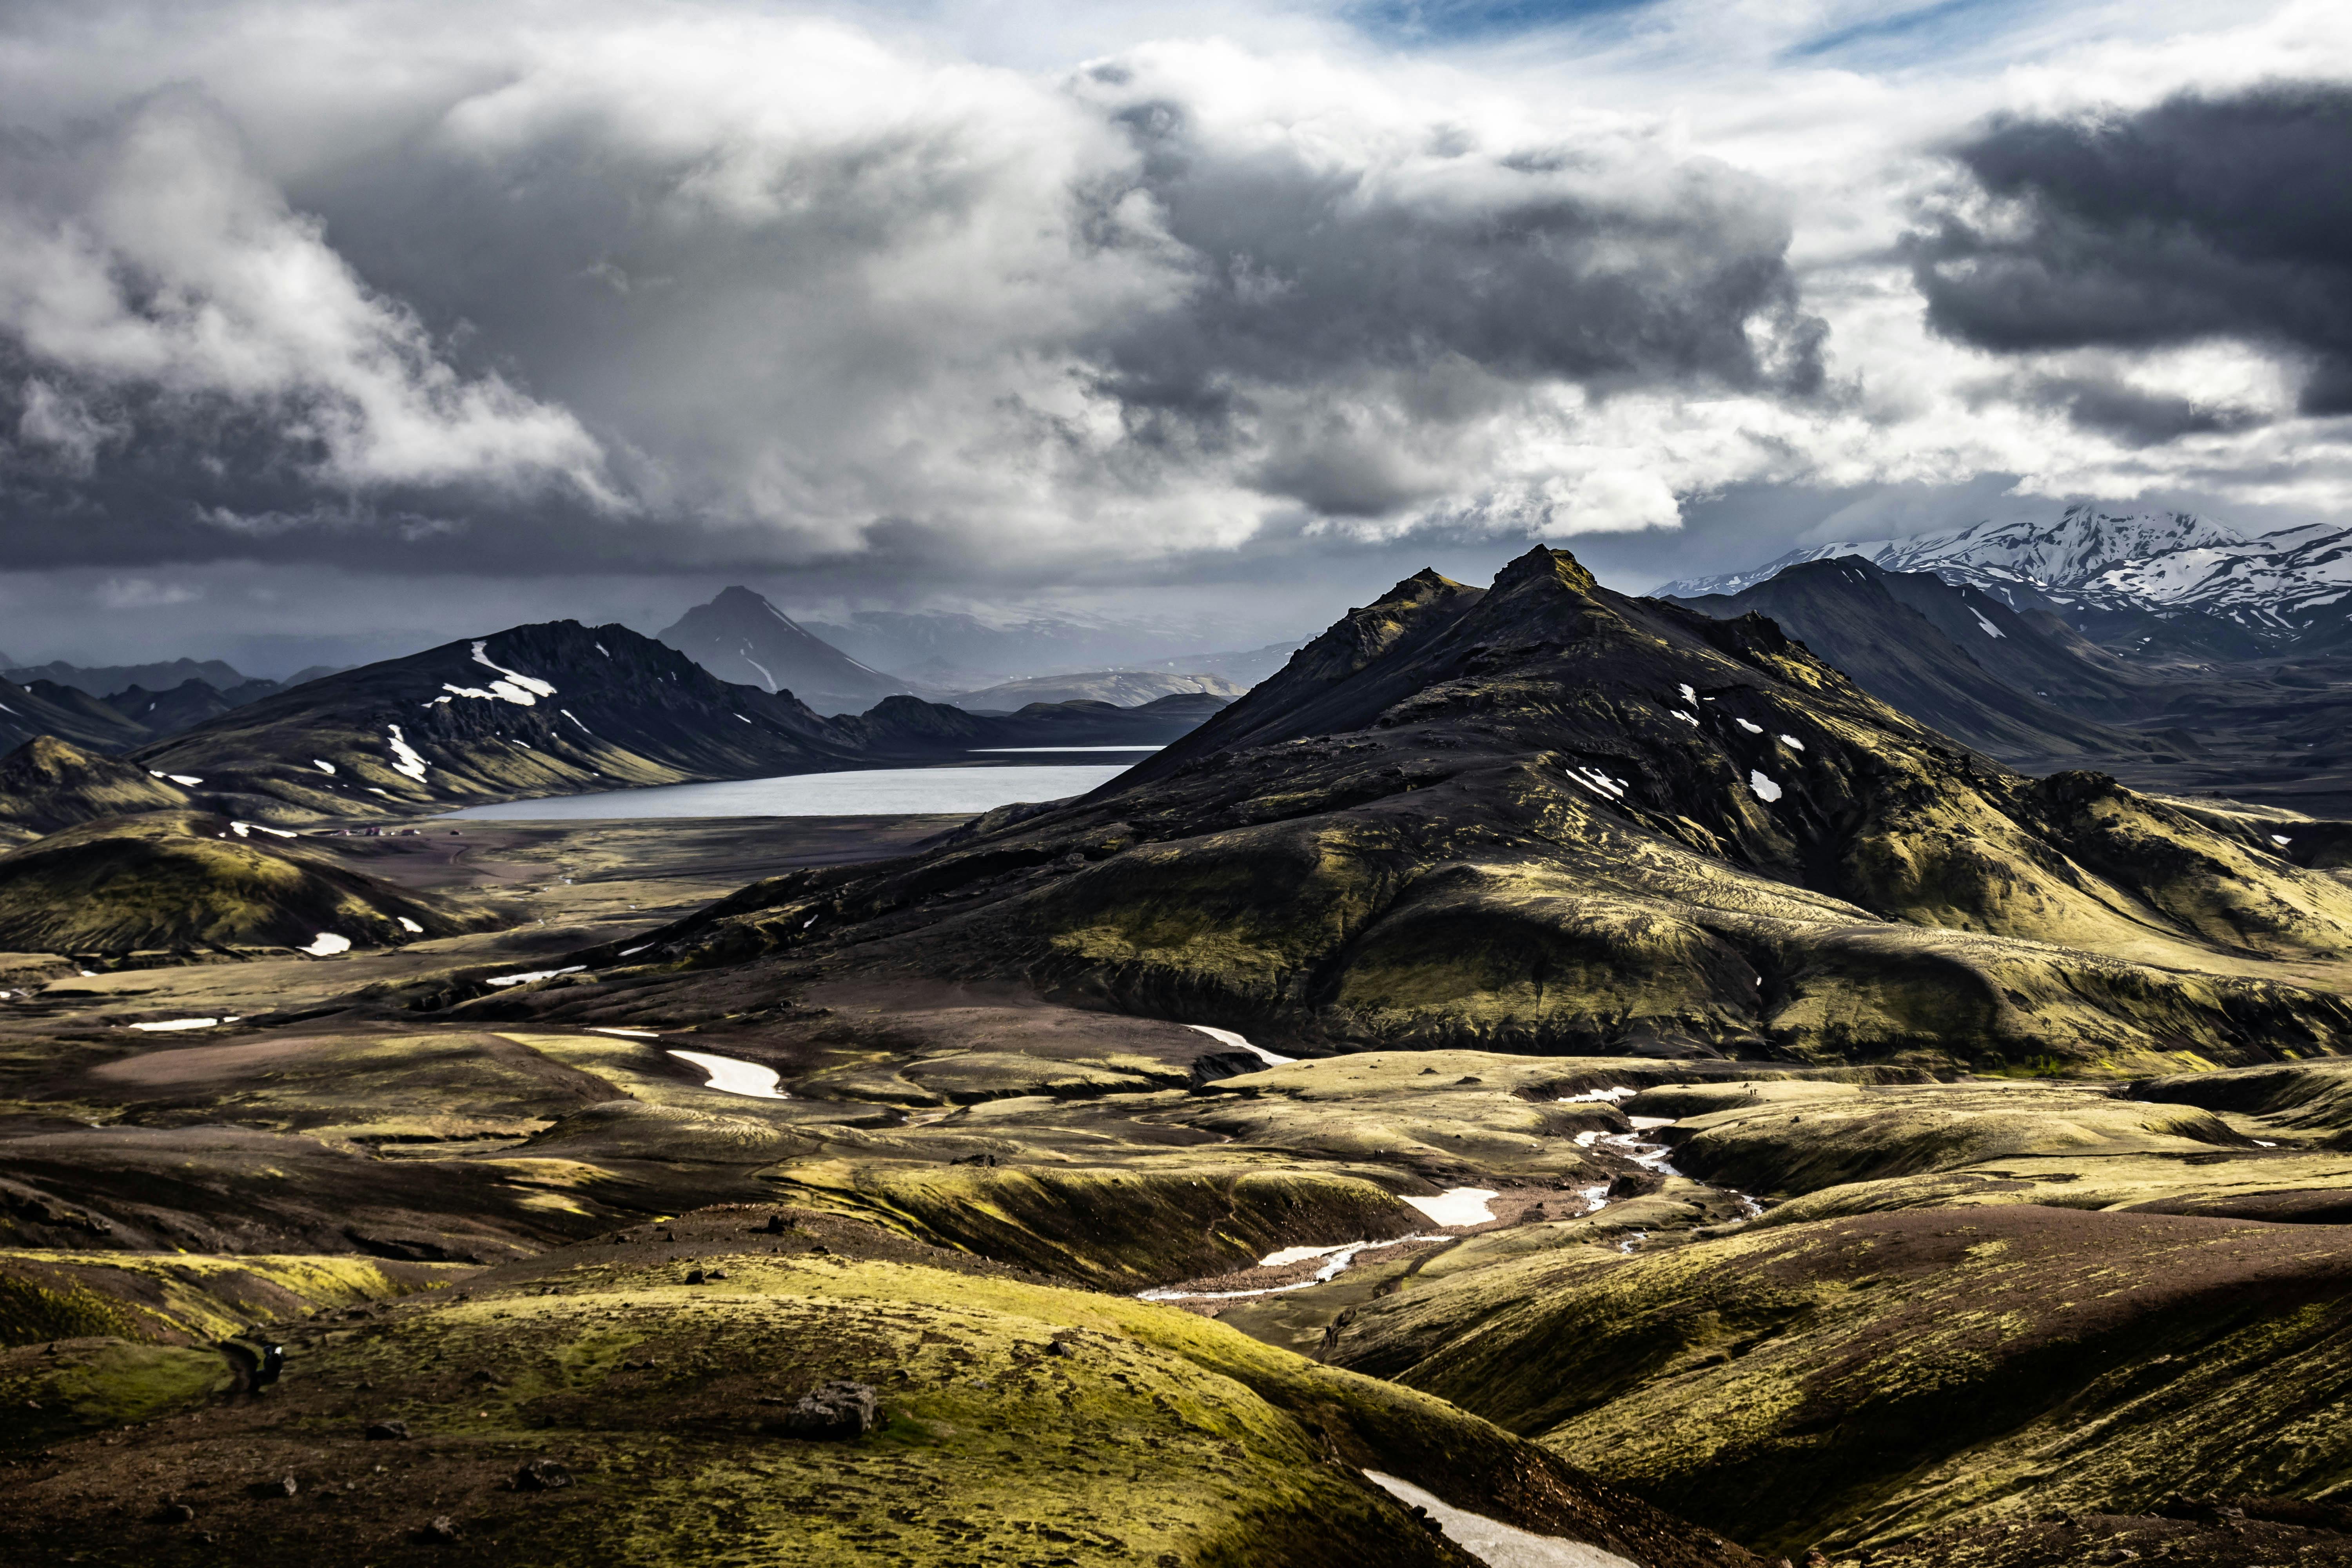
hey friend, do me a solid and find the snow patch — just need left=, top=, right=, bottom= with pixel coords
left=300, top=933, right=352, bottom=956
left=562, top=709, right=593, bottom=734
left=1678, top=684, right=1696, bottom=704
left=1734, top=718, right=1763, bottom=734
left=618, top=944, right=652, bottom=957
left=396, top=916, right=424, bottom=934
left=1972, top=612, right=2006, bottom=639
left=1748, top=770, right=1782, bottom=802
left=1138, top=1235, right=1450, bottom=1301
left=229, top=821, right=296, bottom=839
left=1187, top=1023, right=1295, bottom=1067
left=1668, top=709, right=1698, bottom=726
left=128, top=1017, right=225, bottom=1032
left=486, top=965, right=584, bottom=987
left=669, top=1048, right=787, bottom=1099
left=1404, top=1187, right=1498, bottom=1227
left=471, top=640, right=557, bottom=698
left=1362, top=1472, right=1641, bottom=1568
left=1558, top=1087, right=1637, bottom=1103
left=313, top=759, right=337, bottom=775
left=386, top=725, right=428, bottom=781
left=1258, top=1243, right=1356, bottom=1269
left=1779, top=734, right=1805, bottom=750
left=2272, top=834, right=2294, bottom=847
left=167, top=774, right=202, bottom=787
left=590, top=1027, right=661, bottom=1038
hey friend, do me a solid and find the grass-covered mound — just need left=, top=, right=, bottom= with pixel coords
left=0, top=811, right=503, bottom=955
left=0, top=734, right=198, bottom=841
left=1324, top=1204, right=2352, bottom=1559
left=0, top=1205, right=1761, bottom=1568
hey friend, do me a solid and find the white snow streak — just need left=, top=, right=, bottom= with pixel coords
left=1748, top=770, right=1782, bottom=802
left=386, top=725, right=428, bottom=781
left=1187, top=1023, right=1295, bottom=1067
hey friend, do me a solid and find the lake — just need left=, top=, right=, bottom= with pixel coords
left=439, top=761, right=1142, bottom=820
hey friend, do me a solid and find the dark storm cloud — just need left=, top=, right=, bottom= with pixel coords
left=0, top=20, right=1828, bottom=575
left=1078, top=81, right=1825, bottom=518
left=1910, top=82, right=2352, bottom=412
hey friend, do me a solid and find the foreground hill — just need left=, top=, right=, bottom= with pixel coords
left=658, top=586, right=912, bottom=716
left=0, top=810, right=499, bottom=956
left=510, top=547, right=2352, bottom=1074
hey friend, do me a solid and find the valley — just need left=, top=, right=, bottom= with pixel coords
left=7, top=542, right=2352, bottom=1565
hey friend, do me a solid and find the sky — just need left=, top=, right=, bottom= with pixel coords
left=2, top=0, right=2350, bottom=673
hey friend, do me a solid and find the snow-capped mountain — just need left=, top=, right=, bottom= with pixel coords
left=1661, top=504, right=2352, bottom=650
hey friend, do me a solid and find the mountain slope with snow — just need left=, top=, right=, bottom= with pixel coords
left=1661, top=504, right=2352, bottom=654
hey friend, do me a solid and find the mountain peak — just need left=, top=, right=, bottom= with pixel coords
left=659, top=589, right=913, bottom=714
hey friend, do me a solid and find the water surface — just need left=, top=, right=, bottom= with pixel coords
left=442, top=763, right=1131, bottom=820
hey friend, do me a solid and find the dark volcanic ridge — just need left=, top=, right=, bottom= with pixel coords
left=450, top=546, right=2352, bottom=1076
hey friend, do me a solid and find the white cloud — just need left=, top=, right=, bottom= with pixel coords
left=0, top=87, right=611, bottom=497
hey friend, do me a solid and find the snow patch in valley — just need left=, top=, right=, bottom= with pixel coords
left=313, top=759, right=336, bottom=774
left=300, top=933, right=352, bottom=956
left=1259, top=1243, right=1356, bottom=1268
left=1558, top=1087, right=1637, bottom=1103
left=1668, top=709, right=1698, bottom=726
left=669, top=1048, right=787, bottom=1099
left=590, top=1027, right=661, bottom=1038
left=487, top=965, right=585, bottom=987
left=129, top=1017, right=237, bottom=1032
left=1361, top=1471, right=1641, bottom=1568
left=397, top=916, right=423, bottom=934
left=167, top=774, right=202, bottom=786
left=1405, top=1187, right=1499, bottom=1227
left=1188, top=1023, right=1295, bottom=1067
left=229, top=821, right=296, bottom=839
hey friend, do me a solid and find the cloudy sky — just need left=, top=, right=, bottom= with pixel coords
left=2, top=0, right=2348, bottom=671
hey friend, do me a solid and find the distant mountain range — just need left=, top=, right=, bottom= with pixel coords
left=1660, top=503, right=2352, bottom=657
left=1664, top=557, right=2173, bottom=763
left=952, top=670, right=1248, bottom=710
left=0, top=619, right=1235, bottom=836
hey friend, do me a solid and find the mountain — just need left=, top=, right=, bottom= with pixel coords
left=1666, top=557, right=2167, bottom=759
left=0, top=677, right=153, bottom=755
left=0, top=809, right=499, bottom=956
left=1129, top=639, right=1307, bottom=687
left=101, top=677, right=281, bottom=738
left=1662, top=503, right=2352, bottom=656
left=124, top=621, right=872, bottom=824
left=0, top=736, right=200, bottom=842
left=658, top=586, right=911, bottom=716
left=496, top=548, right=2352, bottom=1076
left=799, top=607, right=1236, bottom=679
left=952, top=670, right=1247, bottom=710
left=4, top=657, right=259, bottom=699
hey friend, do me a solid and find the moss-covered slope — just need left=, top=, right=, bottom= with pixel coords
left=0, top=811, right=505, bottom=955
left=0, top=1206, right=1761, bottom=1568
